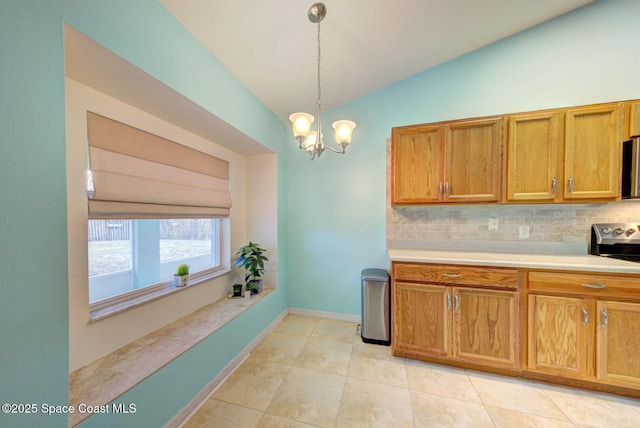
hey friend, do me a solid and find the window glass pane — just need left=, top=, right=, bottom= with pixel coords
left=88, top=220, right=133, bottom=302
left=88, top=218, right=220, bottom=304
left=160, top=219, right=214, bottom=269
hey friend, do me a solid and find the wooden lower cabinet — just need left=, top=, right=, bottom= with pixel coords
left=392, top=262, right=640, bottom=397
left=455, top=287, right=518, bottom=368
left=527, top=295, right=591, bottom=378
left=526, top=270, right=640, bottom=393
left=393, top=280, right=519, bottom=370
left=596, top=300, right=640, bottom=389
left=393, top=282, right=450, bottom=358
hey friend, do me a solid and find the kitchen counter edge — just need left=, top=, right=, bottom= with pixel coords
left=388, top=248, right=640, bottom=274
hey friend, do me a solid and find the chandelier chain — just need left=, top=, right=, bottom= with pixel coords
left=316, top=20, right=322, bottom=110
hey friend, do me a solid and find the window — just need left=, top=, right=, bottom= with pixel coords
left=84, top=112, right=231, bottom=316
left=88, top=218, right=221, bottom=305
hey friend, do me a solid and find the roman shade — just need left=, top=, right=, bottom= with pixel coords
left=86, top=111, right=231, bottom=219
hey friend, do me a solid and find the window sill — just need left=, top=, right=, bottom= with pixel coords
left=69, top=288, right=275, bottom=427
left=89, top=268, right=230, bottom=321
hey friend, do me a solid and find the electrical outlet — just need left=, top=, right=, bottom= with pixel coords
left=488, top=218, right=499, bottom=231
left=519, top=225, right=530, bottom=239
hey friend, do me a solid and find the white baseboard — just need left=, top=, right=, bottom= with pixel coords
left=166, top=308, right=288, bottom=428
left=288, top=307, right=361, bottom=324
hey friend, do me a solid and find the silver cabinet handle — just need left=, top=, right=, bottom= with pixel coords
left=581, top=283, right=607, bottom=289
left=568, top=176, right=574, bottom=193
left=582, top=307, right=588, bottom=326
left=454, top=294, right=459, bottom=311
left=446, top=292, right=451, bottom=311
left=442, top=273, right=462, bottom=279
left=439, top=182, right=444, bottom=196
left=601, top=308, right=608, bottom=328
left=551, top=176, right=557, bottom=194
left=444, top=182, right=450, bottom=196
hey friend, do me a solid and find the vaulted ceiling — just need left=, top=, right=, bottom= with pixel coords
left=160, top=0, right=593, bottom=123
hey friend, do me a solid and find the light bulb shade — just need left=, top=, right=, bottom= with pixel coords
left=289, top=112, right=315, bottom=139
left=306, top=131, right=318, bottom=150
left=332, top=120, right=356, bottom=144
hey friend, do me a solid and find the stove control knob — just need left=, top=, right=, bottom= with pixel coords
left=627, top=228, right=636, bottom=236
left=614, top=227, right=625, bottom=235
left=602, top=227, right=612, bottom=234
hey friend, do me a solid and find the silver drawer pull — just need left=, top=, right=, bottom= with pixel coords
left=446, top=293, right=451, bottom=310
left=568, top=176, right=574, bottom=193
left=439, top=182, right=444, bottom=196
left=582, top=307, right=588, bottom=326
left=454, top=293, right=459, bottom=311
left=442, top=273, right=462, bottom=279
left=601, top=308, right=608, bottom=328
left=551, top=176, right=557, bottom=194
left=581, top=283, right=607, bottom=289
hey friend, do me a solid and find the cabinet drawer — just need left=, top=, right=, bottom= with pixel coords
left=529, top=271, right=640, bottom=297
left=393, top=262, right=518, bottom=289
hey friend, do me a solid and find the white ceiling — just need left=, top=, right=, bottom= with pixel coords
left=159, top=0, right=593, bottom=123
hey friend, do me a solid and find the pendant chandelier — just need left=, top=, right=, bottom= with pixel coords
left=289, top=3, right=356, bottom=160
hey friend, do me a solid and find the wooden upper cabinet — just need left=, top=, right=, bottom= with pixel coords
left=505, top=112, right=563, bottom=202
left=444, top=117, right=502, bottom=202
left=391, top=125, right=443, bottom=204
left=627, top=101, right=640, bottom=139
left=564, top=103, right=623, bottom=200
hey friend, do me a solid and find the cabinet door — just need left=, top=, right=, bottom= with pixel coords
left=391, top=125, right=443, bottom=204
left=596, top=300, right=640, bottom=389
left=564, top=103, right=622, bottom=200
left=527, top=295, right=591, bottom=378
left=505, top=112, right=562, bottom=202
left=444, top=117, right=501, bottom=202
left=453, top=288, right=518, bottom=369
left=628, top=101, right=640, bottom=139
left=392, top=282, right=451, bottom=358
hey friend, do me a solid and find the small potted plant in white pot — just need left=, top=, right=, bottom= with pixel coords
left=233, top=242, right=268, bottom=295
left=174, top=263, right=189, bottom=287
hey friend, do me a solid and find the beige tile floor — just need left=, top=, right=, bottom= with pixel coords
left=184, top=315, right=640, bottom=428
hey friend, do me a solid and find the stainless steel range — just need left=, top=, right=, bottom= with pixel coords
left=590, top=223, right=640, bottom=263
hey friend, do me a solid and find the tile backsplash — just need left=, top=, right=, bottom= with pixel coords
left=386, top=202, right=640, bottom=254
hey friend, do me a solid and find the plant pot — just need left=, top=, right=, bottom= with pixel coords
left=174, top=274, right=189, bottom=287
left=247, top=279, right=263, bottom=295
left=232, top=283, right=243, bottom=297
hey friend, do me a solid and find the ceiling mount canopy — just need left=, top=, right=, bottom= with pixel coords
left=289, top=2, right=356, bottom=161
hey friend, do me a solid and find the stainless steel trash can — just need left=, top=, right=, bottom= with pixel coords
left=361, top=268, right=390, bottom=345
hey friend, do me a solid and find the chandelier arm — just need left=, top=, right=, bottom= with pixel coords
left=323, top=145, right=346, bottom=154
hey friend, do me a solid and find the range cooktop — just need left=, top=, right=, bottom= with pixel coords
left=590, top=223, right=640, bottom=263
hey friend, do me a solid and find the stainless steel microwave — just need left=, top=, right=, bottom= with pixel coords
left=622, top=138, right=640, bottom=199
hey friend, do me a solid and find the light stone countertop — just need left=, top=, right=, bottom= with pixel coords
left=388, top=248, right=640, bottom=274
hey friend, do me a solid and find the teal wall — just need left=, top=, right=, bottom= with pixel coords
left=286, top=0, right=640, bottom=314
left=0, top=1, right=287, bottom=427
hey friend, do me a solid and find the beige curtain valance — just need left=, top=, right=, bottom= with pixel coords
left=86, top=111, right=231, bottom=219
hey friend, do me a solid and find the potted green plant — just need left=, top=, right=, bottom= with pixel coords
left=174, top=263, right=189, bottom=287
left=233, top=242, right=268, bottom=294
